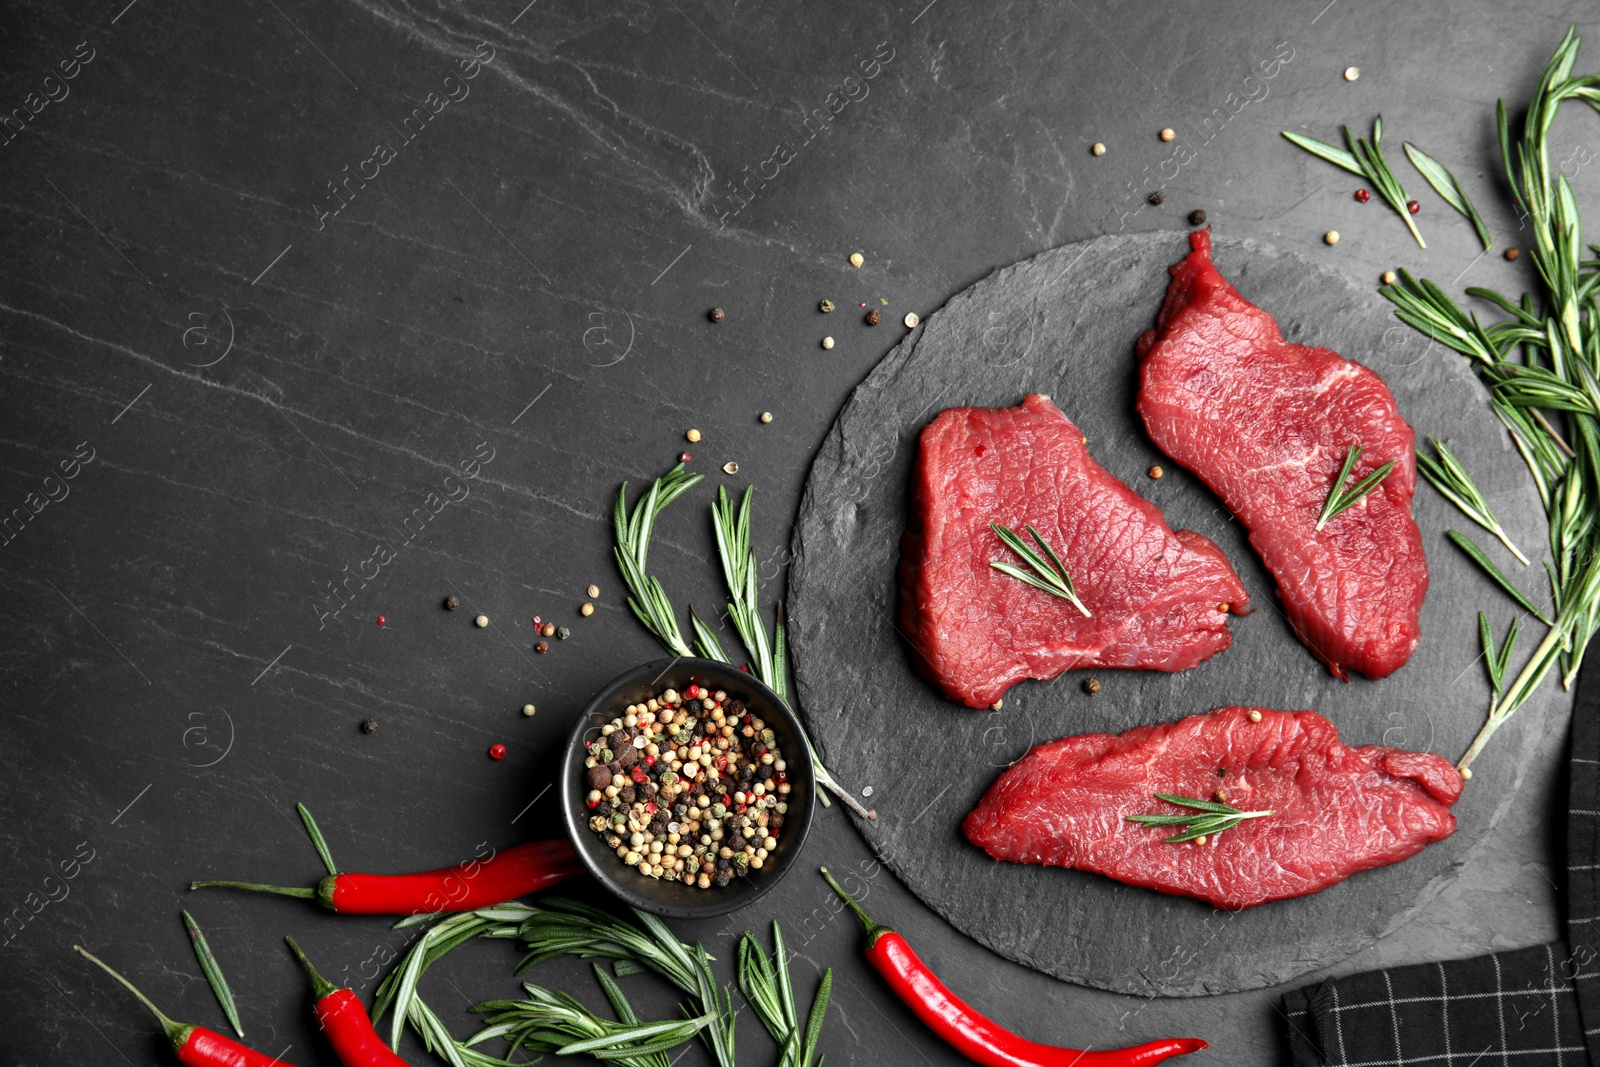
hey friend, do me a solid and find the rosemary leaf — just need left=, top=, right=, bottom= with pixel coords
left=1479, top=611, right=1499, bottom=692
left=1404, top=142, right=1494, bottom=250
left=1152, top=792, right=1238, bottom=814
left=296, top=803, right=338, bottom=876
left=800, top=969, right=833, bottom=1067
left=1478, top=612, right=1525, bottom=712
left=181, top=911, right=244, bottom=1037
left=1446, top=530, right=1552, bottom=625
left=1282, top=131, right=1363, bottom=175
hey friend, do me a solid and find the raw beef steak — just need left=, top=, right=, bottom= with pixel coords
left=898, top=393, right=1248, bottom=708
left=1136, top=228, right=1427, bottom=680
left=963, top=706, right=1462, bottom=910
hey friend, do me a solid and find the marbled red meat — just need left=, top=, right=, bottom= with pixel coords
left=1136, top=228, right=1428, bottom=680
left=897, top=394, right=1248, bottom=708
left=962, top=706, right=1461, bottom=910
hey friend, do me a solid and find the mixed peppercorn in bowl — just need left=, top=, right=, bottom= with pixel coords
left=560, top=658, right=816, bottom=918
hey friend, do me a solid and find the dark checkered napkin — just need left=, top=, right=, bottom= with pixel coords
left=1282, top=661, right=1600, bottom=1065
left=1282, top=944, right=1588, bottom=1065
left=1566, top=674, right=1600, bottom=1066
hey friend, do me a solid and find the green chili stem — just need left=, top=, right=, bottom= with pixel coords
left=190, top=880, right=316, bottom=899
left=819, top=867, right=891, bottom=945
left=74, top=946, right=193, bottom=1049
left=283, top=936, right=339, bottom=1000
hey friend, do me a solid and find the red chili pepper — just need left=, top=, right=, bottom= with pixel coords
left=819, top=869, right=1206, bottom=1067
left=285, top=937, right=408, bottom=1067
left=192, top=840, right=583, bottom=915
left=75, top=946, right=302, bottom=1067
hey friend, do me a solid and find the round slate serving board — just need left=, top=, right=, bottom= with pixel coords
left=787, top=231, right=1574, bottom=996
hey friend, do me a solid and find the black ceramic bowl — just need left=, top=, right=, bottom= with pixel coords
left=560, top=658, right=817, bottom=919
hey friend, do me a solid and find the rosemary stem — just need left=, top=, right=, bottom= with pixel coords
left=1529, top=404, right=1580, bottom=454
left=1458, top=617, right=1568, bottom=772
left=1401, top=209, right=1427, bottom=249
left=810, top=751, right=875, bottom=819
left=1496, top=530, right=1534, bottom=567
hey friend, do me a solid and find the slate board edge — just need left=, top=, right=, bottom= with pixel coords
left=788, top=229, right=1572, bottom=996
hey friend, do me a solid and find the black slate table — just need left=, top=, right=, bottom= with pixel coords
left=0, top=1, right=1585, bottom=1063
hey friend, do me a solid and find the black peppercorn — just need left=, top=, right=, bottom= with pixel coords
left=1189, top=209, right=1207, bottom=226
left=619, top=785, right=637, bottom=804
left=715, top=869, right=732, bottom=887
left=865, top=308, right=881, bottom=326
left=443, top=595, right=460, bottom=611
left=1149, top=191, right=1165, bottom=205
left=360, top=718, right=377, bottom=734
left=727, top=699, right=745, bottom=716
left=709, top=307, right=725, bottom=323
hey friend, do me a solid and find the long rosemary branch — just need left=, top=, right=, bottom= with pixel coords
left=615, top=468, right=875, bottom=819
left=1377, top=24, right=1600, bottom=771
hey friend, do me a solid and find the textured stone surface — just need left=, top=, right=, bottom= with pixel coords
left=0, top=0, right=1589, bottom=1061
left=789, top=232, right=1569, bottom=995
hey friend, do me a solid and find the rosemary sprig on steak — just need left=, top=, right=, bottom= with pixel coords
left=1315, top=444, right=1396, bottom=530
left=1376, top=25, right=1600, bottom=773
left=988, top=522, right=1091, bottom=617
left=1127, top=793, right=1275, bottom=845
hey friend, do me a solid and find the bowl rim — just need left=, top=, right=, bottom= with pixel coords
left=559, top=656, right=817, bottom=919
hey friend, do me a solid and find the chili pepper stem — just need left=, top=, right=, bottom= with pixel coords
left=74, top=945, right=194, bottom=1049
left=283, top=936, right=339, bottom=1000
left=819, top=867, right=891, bottom=945
left=190, top=879, right=317, bottom=899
